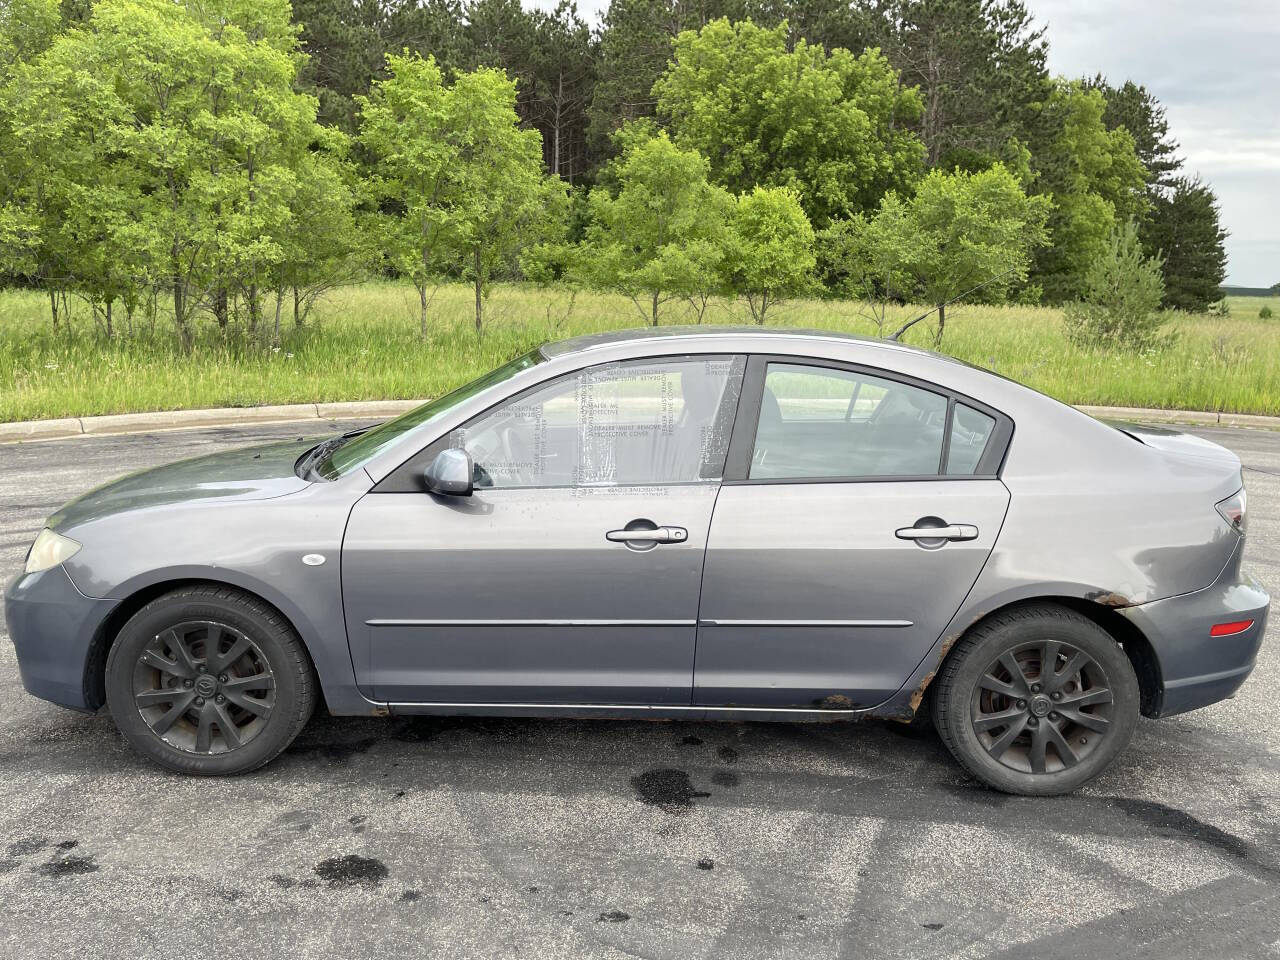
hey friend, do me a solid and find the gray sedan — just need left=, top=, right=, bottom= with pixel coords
left=5, top=328, right=1269, bottom=794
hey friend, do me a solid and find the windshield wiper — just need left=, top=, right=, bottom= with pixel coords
left=296, top=428, right=368, bottom=480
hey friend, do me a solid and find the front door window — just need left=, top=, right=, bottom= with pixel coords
left=434, top=356, right=745, bottom=489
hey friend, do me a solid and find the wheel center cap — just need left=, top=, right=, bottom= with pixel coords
left=195, top=675, right=218, bottom=698
left=1029, top=695, right=1051, bottom=717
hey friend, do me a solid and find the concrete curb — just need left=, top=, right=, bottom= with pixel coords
left=0, top=399, right=423, bottom=444
left=1073, top=406, right=1280, bottom=430
left=1, top=398, right=1278, bottom=445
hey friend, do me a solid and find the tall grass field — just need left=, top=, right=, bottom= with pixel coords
left=1, top=283, right=1277, bottom=422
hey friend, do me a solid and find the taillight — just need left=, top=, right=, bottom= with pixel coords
left=1216, top=487, right=1247, bottom=536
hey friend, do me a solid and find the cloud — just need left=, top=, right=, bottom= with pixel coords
left=1032, top=0, right=1280, bottom=284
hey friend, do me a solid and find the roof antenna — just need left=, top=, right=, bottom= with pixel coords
left=886, top=267, right=1020, bottom=342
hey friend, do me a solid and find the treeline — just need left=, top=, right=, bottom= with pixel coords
left=293, top=0, right=1230, bottom=316
left=0, top=0, right=1228, bottom=347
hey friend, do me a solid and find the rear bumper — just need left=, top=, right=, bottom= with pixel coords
left=4, top=566, right=115, bottom=712
left=1120, top=550, right=1269, bottom=717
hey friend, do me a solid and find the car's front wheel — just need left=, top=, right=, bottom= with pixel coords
left=105, top=585, right=316, bottom=775
left=931, top=604, right=1139, bottom=796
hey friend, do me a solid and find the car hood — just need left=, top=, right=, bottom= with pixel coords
left=48, top=438, right=317, bottom=530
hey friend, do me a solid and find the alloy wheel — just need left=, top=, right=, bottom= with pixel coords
left=130, top=620, right=276, bottom=755
left=969, top=639, right=1115, bottom=775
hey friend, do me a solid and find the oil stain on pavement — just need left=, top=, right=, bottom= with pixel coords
left=631, top=769, right=711, bottom=812
left=314, top=854, right=390, bottom=888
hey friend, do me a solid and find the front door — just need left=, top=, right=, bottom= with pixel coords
left=343, top=354, right=745, bottom=705
left=695, top=358, right=1012, bottom=709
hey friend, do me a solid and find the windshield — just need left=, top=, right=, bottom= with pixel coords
left=313, top=350, right=544, bottom=479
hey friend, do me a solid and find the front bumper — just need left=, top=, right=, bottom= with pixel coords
left=4, top=566, right=116, bottom=711
left=1120, top=550, right=1269, bottom=717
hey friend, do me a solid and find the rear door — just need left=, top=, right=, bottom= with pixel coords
left=342, top=354, right=745, bottom=706
left=694, top=357, right=1012, bottom=709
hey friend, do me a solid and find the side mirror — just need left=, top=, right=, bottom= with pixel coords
left=424, top=448, right=473, bottom=497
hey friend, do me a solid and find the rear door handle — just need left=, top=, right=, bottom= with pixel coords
left=606, top=526, right=688, bottom=544
left=895, top=523, right=979, bottom=541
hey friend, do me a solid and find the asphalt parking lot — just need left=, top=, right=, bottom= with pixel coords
left=0, top=419, right=1277, bottom=960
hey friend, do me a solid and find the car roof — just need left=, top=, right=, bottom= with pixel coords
left=538, top=325, right=955, bottom=363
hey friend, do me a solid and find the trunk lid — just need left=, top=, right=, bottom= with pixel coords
left=1106, top=420, right=1242, bottom=475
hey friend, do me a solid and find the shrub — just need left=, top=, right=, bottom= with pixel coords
left=1261, top=306, right=1274, bottom=319
left=1064, top=220, right=1172, bottom=351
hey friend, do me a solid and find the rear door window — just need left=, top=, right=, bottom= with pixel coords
left=751, top=363, right=949, bottom=479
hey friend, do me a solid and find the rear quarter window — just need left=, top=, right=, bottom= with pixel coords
left=945, top=404, right=997, bottom=475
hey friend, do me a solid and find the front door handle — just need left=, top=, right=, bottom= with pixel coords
left=606, top=526, right=688, bottom=544
left=895, top=523, right=979, bottom=542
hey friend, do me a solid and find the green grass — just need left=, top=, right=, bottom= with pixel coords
left=1, top=283, right=1278, bottom=421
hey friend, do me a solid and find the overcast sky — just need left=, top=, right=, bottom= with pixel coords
left=1035, top=0, right=1279, bottom=286
left=529, top=0, right=1278, bottom=285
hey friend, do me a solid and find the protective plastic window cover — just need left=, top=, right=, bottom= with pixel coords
left=322, top=351, right=544, bottom=477
left=449, top=355, right=745, bottom=489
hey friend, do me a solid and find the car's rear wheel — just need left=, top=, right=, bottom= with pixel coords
left=931, top=604, right=1139, bottom=796
left=105, top=585, right=315, bottom=775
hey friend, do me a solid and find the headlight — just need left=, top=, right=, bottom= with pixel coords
left=24, top=528, right=81, bottom=575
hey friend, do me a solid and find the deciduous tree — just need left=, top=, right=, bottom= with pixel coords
left=267, top=135, right=365, bottom=341
left=360, top=55, right=558, bottom=335
left=0, top=0, right=69, bottom=313
left=578, top=126, right=733, bottom=325
left=654, top=18, right=925, bottom=226
left=725, top=186, right=815, bottom=323
left=359, top=54, right=458, bottom=337
left=445, top=68, right=565, bottom=333
left=1029, top=81, right=1148, bottom=303
left=13, top=0, right=329, bottom=342
left=863, top=163, right=1049, bottom=343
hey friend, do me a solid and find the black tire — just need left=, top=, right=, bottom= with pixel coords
left=931, top=603, right=1139, bottom=796
left=105, top=585, right=316, bottom=776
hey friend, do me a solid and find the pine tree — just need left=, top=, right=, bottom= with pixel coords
left=1085, top=76, right=1181, bottom=188
left=874, top=0, right=1054, bottom=171
left=1086, top=76, right=1227, bottom=311
left=528, top=3, right=597, bottom=182
left=1064, top=219, right=1169, bottom=351
left=1144, top=177, right=1228, bottom=313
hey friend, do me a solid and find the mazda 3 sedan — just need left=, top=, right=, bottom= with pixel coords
left=6, top=328, right=1269, bottom=794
